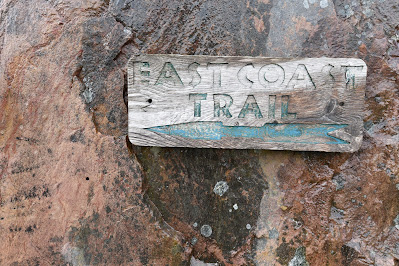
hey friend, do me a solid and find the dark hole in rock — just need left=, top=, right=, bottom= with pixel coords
left=123, top=73, right=128, bottom=110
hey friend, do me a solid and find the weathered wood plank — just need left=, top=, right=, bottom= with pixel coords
left=128, top=54, right=367, bottom=152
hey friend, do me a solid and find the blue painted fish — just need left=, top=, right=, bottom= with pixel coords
left=147, top=122, right=348, bottom=145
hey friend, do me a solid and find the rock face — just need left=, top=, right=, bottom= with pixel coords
left=0, top=0, right=398, bottom=265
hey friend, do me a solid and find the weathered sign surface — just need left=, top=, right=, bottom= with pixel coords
left=128, top=54, right=367, bottom=152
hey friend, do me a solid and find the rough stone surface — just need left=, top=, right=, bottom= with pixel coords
left=0, top=0, right=399, bottom=265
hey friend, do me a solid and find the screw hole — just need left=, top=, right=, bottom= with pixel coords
left=339, top=102, right=345, bottom=106
left=147, top=99, right=152, bottom=103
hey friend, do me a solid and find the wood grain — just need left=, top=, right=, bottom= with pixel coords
left=128, top=54, right=367, bottom=152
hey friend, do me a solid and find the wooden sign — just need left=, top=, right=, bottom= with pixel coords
left=128, top=54, right=367, bottom=152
